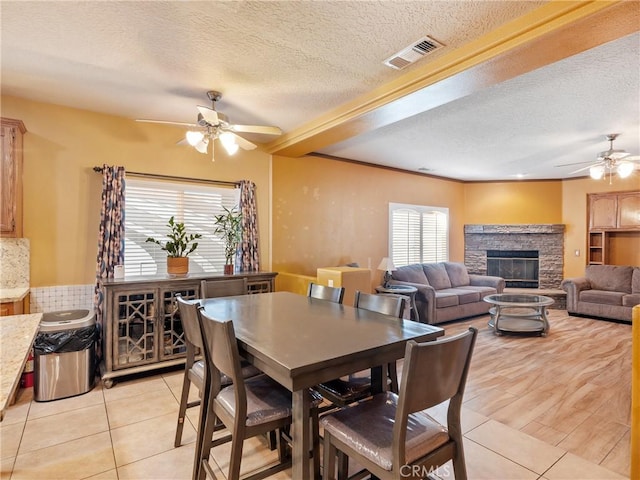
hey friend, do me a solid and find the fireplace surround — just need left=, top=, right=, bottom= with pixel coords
left=487, top=249, right=539, bottom=288
left=464, top=224, right=564, bottom=289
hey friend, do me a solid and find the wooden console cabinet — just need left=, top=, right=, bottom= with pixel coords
left=587, top=191, right=640, bottom=265
left=99, top=272, right=276, bottom=387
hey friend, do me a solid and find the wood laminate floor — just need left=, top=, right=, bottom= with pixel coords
left=0, top=309, right=632, bottom=479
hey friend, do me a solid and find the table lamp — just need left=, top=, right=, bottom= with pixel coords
left=377, top=257, right=396, bottom=288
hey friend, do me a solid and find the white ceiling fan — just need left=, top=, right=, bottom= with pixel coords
left=556, top=133, right=639, bottom=183
left=136, top=91, right=282, bottom=160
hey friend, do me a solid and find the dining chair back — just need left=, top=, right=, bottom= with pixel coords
left=354, top=290, right=406, bottom=318
left=174, top=293, right=260, bottom=448
left=174, top=294, right=204, bottom=447
left=314, top=291, right=407, bottom=411
left=200, top=278, right=247, bottom=299
left=307, top=282, right=345, bottom=304
left=354, top=291, right=406, bottom=392
left=321, top=327, right=478, bottom=480
left=194, top=306, right=295, bottom=480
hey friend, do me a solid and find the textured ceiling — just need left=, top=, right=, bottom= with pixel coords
left=1, top=1, right=639, bottom=181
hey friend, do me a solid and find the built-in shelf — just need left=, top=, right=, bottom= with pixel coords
left=587, top=191, right=639, bottom=266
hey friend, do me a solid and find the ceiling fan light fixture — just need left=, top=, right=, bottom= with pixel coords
left=590, top=165, right=605, bottom=180
left=219, top=132, right=238, bottom=155
left=194, top=137, right=209, bottom=154
left=226, top=143, right=239, bottom=155
left=617, top=161, right=634, bottom=178
left=186, top=130, right=205, bottom=146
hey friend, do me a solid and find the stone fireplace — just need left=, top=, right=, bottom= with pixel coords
left=464, top=224, right=565, bottom=289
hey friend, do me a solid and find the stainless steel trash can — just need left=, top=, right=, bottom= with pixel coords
left=34, top=309, right=97, bottom=402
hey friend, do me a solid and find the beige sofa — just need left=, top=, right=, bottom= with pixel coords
left=561, top=265, right=640, bottom=322
left=389, top=262, right=505, bottom=324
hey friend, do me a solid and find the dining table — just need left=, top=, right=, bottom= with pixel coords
left=197, top=291, right=444, bottom=480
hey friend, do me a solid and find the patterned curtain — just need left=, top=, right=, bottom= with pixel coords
left=236, top=180, right=260, bottom=272
left=93, top=165, right=125, bottom=334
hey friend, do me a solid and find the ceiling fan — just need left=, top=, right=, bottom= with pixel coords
left=136, top=91, right=282, bottom=160
left=556, top=133, right=639, bottom=183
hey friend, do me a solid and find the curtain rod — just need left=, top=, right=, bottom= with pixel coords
left=92, top=167, right=239, bottom=188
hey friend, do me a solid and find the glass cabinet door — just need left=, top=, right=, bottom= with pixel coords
left=114, top=290, right=157, bottom=369
left=160, top=287, right=198, bottom=360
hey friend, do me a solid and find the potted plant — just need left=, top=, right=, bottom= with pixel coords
left=213, top=206, right=243, bottom=275
left=145, top=216, right=202, bottom=276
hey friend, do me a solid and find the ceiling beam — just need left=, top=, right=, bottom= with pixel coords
left=266, top=1, right=640, bottom=158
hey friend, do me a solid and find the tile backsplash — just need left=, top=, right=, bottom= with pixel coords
left=30, top=284, right=95, bottom=313
left=0, top=238, right=29, bottom=288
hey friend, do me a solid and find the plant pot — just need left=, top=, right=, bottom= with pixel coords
left=223, top=264, right=234, bottom=275
left=167, top=257, right=189, bottom=276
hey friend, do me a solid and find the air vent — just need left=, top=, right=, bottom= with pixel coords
left=383, top=35, right=444, bottom=70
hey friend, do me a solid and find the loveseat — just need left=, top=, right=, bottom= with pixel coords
left=561, top=264, right=640, bottom=322
left=389, top=262, right=505, bottom=324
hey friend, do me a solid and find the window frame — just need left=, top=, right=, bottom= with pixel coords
left=123, top=177, right=240, bottom=277
left=388, top=202, right=449, bottom=267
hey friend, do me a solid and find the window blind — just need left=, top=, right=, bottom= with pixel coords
left=389, top=203, right=449, bottom=267
left=124, top=178, right=239, bottom=276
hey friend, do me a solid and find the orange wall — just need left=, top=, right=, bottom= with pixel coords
left=272, top=155, right=638, bottom=283
left=4, top=95, right=638, bottom=288
left=272, top=155, right=466, bottom=285
left=562, top=177, right=640, bottom=278
left=463, top=181, right=563, bottom=224
left=1, top=96, right=272, bottom=287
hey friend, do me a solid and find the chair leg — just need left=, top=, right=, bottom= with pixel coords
left=276, top=428, right=288, bottom=463
left=323, top=432, right=337, bottom=480
left=197, top=396, right=219, bottom=480
left=452, top=443, right=468, bottom=480
left=388, top=361, right=399, bottom=394
left=337, top=450, right=349, bottom=480
left=267, top=430, right=277, bottom=450
left=227, top=435, right=244, bottom=480
left=311, top=407, right=321, bottom=480
left=175, top=372, right=191, bottom=447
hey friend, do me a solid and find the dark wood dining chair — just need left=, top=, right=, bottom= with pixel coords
left=321, top=327, right=478, bottom=480
left=195, top=306, right=322, bottom=480
left=313, top=291, right=406, bottom=408
left=200, top=278, right=247, bottom=299
left=307, top=282, right=345, bottom=304
left=174, top=294, right=206, bottom=447
left=173, top=294, right=260, bottom=448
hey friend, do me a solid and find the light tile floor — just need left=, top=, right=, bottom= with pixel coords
left=0, top=312, right=630, bottom=480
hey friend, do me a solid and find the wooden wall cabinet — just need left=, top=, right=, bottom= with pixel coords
left=589, top=191, right=640, bottom=231
left=100, top=272, right=276, bottom=387
left=0, top=301, right=23, bottom=316
left=617, top=192, right=640, bottom=230
left=587, top=191, right=640, bottom=265
left=0, top=118, right=26, bottom=237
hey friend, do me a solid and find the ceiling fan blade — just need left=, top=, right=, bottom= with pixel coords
left=554, top=160, right=594, bottom=168
left=136, top=119, right=198, bottom=127
left=622, top=155, right=640, bottom=161
left=230, top=132, right=257, bottom=150
left=569, top=164, right=599, bottom=174
left=230, top=124, right=282, bottom=136
left=196, top=106, right=219, bottom=125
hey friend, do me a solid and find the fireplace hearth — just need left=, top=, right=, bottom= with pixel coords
left=464, top=224, right=564, bottom=289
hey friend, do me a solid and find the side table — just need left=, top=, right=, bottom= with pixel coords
left=375, top=285, right=419, bottom=321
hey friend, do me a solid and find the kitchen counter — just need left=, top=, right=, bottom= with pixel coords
left=0, top=313, right=42, bottom=420
left=0, top=286, right=30, bottom=303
